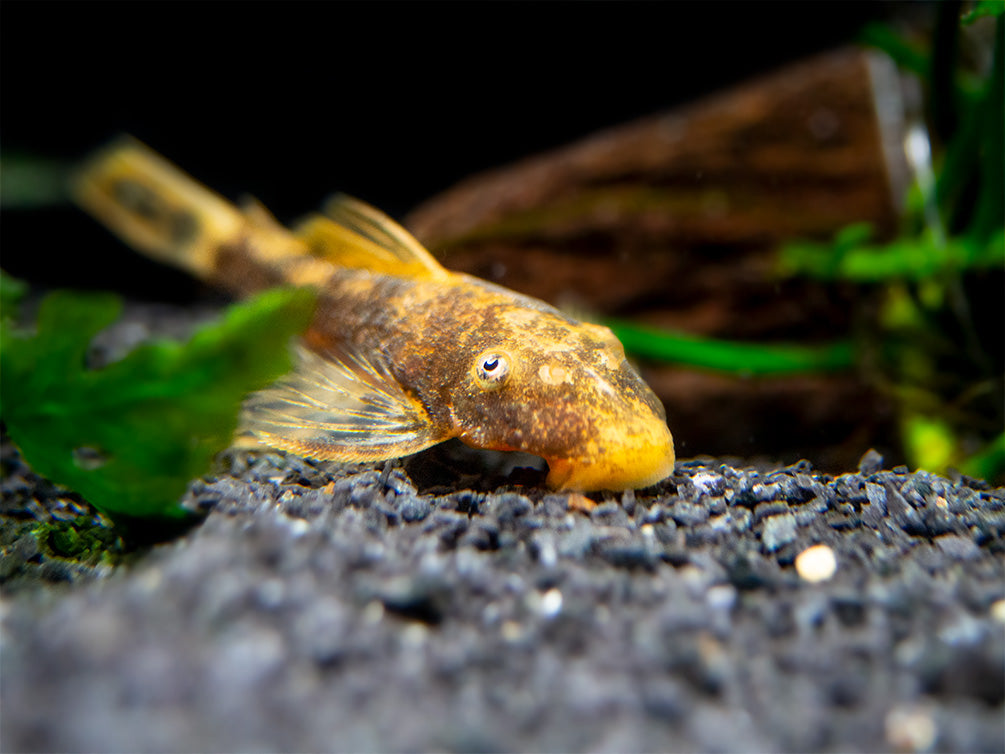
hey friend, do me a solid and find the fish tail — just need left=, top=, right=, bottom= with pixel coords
left=71, top=137, right=247, bottom=280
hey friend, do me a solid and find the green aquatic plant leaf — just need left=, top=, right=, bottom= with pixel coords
left=967, top=14, right=1004, bottom=243
left=791, top=13, right=1003, bottom=484
left=777, top=229, right=1005, bottom=282
left=960, top=432, right=1005, bottom=482
left=606, top=320, right=854, bottom=375
left=0, top=153, right=71, bottom=209
left=962, top=1, right=1004, bottom=25
left=0, top=270, right=28, bottom=330
left=902, top=414, right=958, bottom=476
left=0, top=277, right=316, bottom=519
left=859, top=21, right=984, bottom=100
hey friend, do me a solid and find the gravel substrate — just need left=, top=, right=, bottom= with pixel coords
left=2, top=439, right=1004, bottom=753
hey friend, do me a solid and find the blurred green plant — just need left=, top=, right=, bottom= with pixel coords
left=0, top=153, right=69, bottom=209
left=599, top=6, right=1003, bottom=481
left=0, top=270, right=316, bottom=521
left=607, top=320, right=855, bottom=377
left=777, top=4, right=1004, bottom=481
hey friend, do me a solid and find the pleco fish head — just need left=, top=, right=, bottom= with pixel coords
left=447, top=300, right=675, bottom=492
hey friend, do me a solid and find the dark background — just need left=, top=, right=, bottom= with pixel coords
left=2, top=1, right=907, bottom=298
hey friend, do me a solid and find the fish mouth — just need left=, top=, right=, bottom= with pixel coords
left=544, top=419, right=675, bottom=492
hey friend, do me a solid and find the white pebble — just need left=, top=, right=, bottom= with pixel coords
left=287, top=517, right=310, bottom=537
left=795, top=544, right=837, bottom=583
left=401, top=621, right=429, bottom=648
left=362, top=600, right=385, bottom=624
left=990, top=599, right=1005, bottom=624
left=706, top=584, right=737, bottom=611
left=501, top=620, right=524, bottom=642
left=539, top=588, right=563, bottom=618
left=885, top=705, right=936, bottom=752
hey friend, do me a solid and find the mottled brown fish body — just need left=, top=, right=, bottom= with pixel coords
left=308, top=270, right=673, bottom=489
left=72, top=138, right=675, bottom=491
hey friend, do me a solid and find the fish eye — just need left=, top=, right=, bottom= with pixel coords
left=473, top=351, right=511, bottom=389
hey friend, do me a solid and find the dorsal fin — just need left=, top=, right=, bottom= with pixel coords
left=293, top=194, right=447, bottom=280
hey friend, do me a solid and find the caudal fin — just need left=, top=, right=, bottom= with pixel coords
left=71, top=137, right=246, bottom=279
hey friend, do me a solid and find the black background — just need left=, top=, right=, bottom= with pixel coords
left=2, top=1, right=907, bottom=298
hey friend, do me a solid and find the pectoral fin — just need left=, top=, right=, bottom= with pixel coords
left=240, top=344, right=447, bottom=463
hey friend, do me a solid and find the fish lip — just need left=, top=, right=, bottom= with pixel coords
left=546, top=458, right=675, bottom=493
left=543, top=423, right=676, bottom=492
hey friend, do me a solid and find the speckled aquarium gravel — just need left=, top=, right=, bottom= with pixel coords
left=2, top=440, right=1003, bottom=753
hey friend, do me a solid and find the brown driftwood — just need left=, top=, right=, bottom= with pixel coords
left=405, top=47, right=910, bottom=469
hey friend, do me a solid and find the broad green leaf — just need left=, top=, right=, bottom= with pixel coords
left=0, top=284, right=316, bottom=519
